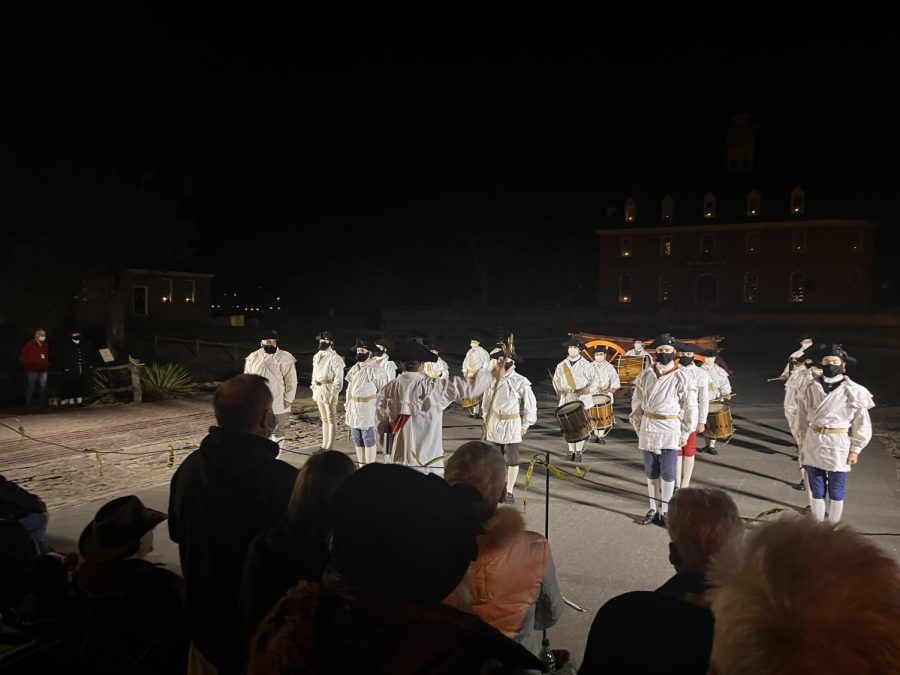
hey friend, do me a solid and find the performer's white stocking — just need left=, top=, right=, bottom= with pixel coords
left=682, top=456, right=696, bottom=488
left=575, top=440, right=585, bottom=453
left=364, top=446, right=377, bottom=465
left=322, top=423, right=334, bottom=449
left=660, top=480, right=675, bottom=515
left=354, top=446, right=365, bottom=464
left=676, top=456, right=683, bottom=489
left=647, top=478, right=659, bottom=512
left=811, top=498, right=826, bottom=522
left=506, top=466, right=520, bottom=495
left=828, top=499, right=844, bottom=523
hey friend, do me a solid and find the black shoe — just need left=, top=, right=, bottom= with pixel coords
left=640, top=509, right=657, bottom=525
left=706, top=447, right=718, bottom=455
left=793, top=480, right=806, bottom=491
left=574, top=452, right=583, bottom=463
left=504, top=492, right=515, bottom=504
left=657, top=513, right=667, bottom=528
left=568, top=451, right=576, bottom=461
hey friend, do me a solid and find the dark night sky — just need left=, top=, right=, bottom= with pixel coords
left=4, top=15, right=897, bottom=309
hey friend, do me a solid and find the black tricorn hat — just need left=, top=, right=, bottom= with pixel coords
left=816, top=343, right=857, bottom=365
left=653, top=333, right=678, bottom=348
left=316, top=330, right=334, bottom=342
left=392, top=341, right=438, bottom=363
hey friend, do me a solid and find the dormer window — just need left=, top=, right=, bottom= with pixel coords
left=747, top=189, right=761, bottom=216
left=791, top=186, right=805, bottom=215
left=703, top=193, right=716, bottom=219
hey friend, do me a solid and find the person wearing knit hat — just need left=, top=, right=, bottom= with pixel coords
left=552, top=337, right=600, bottom=462
left=788, top=344, right=874, bottom=523
left=244, top=329, right=298, bottom=446
left=461, top=336, right=492, bottom=417
left=630, top=333, right=696, bottom=527
left=344, top=338, right=389, bottom=465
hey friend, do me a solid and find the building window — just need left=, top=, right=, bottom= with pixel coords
left=700, top=233, right=716, bottom=254
left=658, top=274, right=672, bottom=303
left=745, top=231, right=760, bottom=255
left=743, top=272, right=760, bottom=303
left=791, top=186, right=805, bottom=215
left=620, top=236, right=632, bottom=258
left=747, top=189, right=761, bottom=216
left=660, top=236, right=673, bottom=256
left=661, top=195, right=674, bottom=221
left=619, top=274, right=632, bottom=303
left=703, top=193, right=716, bottom=219
left=133, top=286, right=148, bottom=316
left=695, top=274, right=719, bottom=305
left=790, top=271, right=806, bottom=303
left=161, top=278, right=173, bottom=303
left=184, top=279, right=196, bottom=304
left=792, top=229, right=806, bottom=254
left=624, top=197, right=636, bottom=223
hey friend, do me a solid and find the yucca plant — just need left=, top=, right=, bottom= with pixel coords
left=140, top=363, right=195, bottom=401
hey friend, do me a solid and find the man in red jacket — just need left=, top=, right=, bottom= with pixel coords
left=20, top=328, right=49, bottom=410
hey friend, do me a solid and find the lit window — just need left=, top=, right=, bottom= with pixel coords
left=746, top=231, right=760, bottom=255
left=619, top=274, right=632, bottom=303
left=161, top=278, right=173, bottom=303
left=660, top=236, right=672, bottom=256
left=620, top=237, right=632, bottom=258
left=791, top=186, right=805, bottom=214
left=184, top=279, right=196, bottom=304
left=743, top=272, right=759, bottom=303
left=624, top=198, right=637, bottom=223
left=661, top=195, right=674, bottom=221
left=790, top=271, right=805, bottom=303
left=658, top=274, right=672, bottom=303
left=792, top=230, right=806, bottom=254
left=703, top=193, right=716, bottom=219
left=747, top=189, right=761, bottom=216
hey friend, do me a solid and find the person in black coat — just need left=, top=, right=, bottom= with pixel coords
left=239, top=449, right=355, bottom=650
left=168, top=374, right=298, bottom=675
left=0, top=474, right=48, bottom=545
left=56, top=327, right=98, bottom=405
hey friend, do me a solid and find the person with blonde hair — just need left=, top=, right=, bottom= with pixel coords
left=708, top=516, right=900, bottom=675
left=444, top=441, right=564, bottom=655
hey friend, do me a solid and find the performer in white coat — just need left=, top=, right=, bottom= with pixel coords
left=423, top=344, right=449, bottom=380
left=779, top=334, right=815, bottom=379
left=783, top=343, right=818, bottom=491
left=461, top=335, right=491, bottom=417
left=344, top=338, right=389, bottom=465
left=674, top=343, right=709, bottom=488
left=553, top=337, right=599, bottom=462
left=372, top=340, right=398, bottom=381
left=630, top=333, right=696, bottom=527
left=481, top=346, right=537, bottom=503
left=625, top=336, right=654, bottom=365
left=377, top=341, right=493, bottom=476
left=790, top=344, right=874, bottom=523
left=244, top=329, right=297, bottom=444
left=699, top=348, right=732, bottom=455
left=589, top=345, right=621, bottom=442
left=311, top=330, right=346, bottom=450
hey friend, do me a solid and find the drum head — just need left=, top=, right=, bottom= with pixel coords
left=556, top=401, right=584, bottom=415
left=708, top=402, right=725, bottom=412
left=592, top=394, right=611, bottom=406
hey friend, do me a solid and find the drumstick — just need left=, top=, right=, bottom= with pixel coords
left=767, top=376, right=787, bottom=382
left=563, top=597, right=586, bottom=613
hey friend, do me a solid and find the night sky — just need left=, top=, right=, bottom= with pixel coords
left=4, top=16, right=897, bottom=313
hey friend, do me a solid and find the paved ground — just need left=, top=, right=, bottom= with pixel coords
left=1, top=345, right=898, bottom=664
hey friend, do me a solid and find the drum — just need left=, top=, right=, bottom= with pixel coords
left=555, top=401, right=593, bottom=443
left=704, top=403, right=735, bottom=441
left=460, top=396, right=481, bottom=411
left=616, top=356, right=646, bottom=384
left=588, top=394, right=614, bottom=431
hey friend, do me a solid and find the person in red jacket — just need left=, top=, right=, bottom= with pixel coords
left=20, top=328, right=49, bottom=410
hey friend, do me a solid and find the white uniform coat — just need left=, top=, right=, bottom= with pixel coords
left=311, top=349, right=345, bottom=404
left=244, top=348, right=298, bottom=415
left=591, top=358, right=621, bottom=395
left=344, top=359, right=389, bottom=429
left=552, top=356, right=598, bottom=409
left=377, top=370, right=491, bottom=474
left=702, top=363, right=732, bottom=401
left=783, top=365, right=815, bottom=443
left=424, top=357, right=449, bottom=380
left=793, top=375, right=874, bottom=473
left=481, top=369, right=538, bottom=445
left=679, top=363, right=709, bottom=426
left=462, top=346, right=491, bottom=376
left=630, top=365, right=696, bottom=453
left=373, top=355, right=398, bottom=381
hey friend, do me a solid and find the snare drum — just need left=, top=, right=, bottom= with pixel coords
left=588, top=394, right=614, bottom=431
left=617, top=356, right=647, bottom=385
left=704, top=403, right=735, bottom=442
left=460, top=396, right=481, bottom=411
left=555, top=401, right=593, bottom=443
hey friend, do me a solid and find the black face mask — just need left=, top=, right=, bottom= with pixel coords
left=822, top=364, right=843, bottom=378
left=679, top=356, right=695, bottom=366
left=372, top=348, right=384, bottom=357
left=656, top=352, right=675, bottom=365
left=355, top=353, right=369, bottom=362
left=318, top=342, right=331, bottom=351
left=263, top=345, right=277, bottom=354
